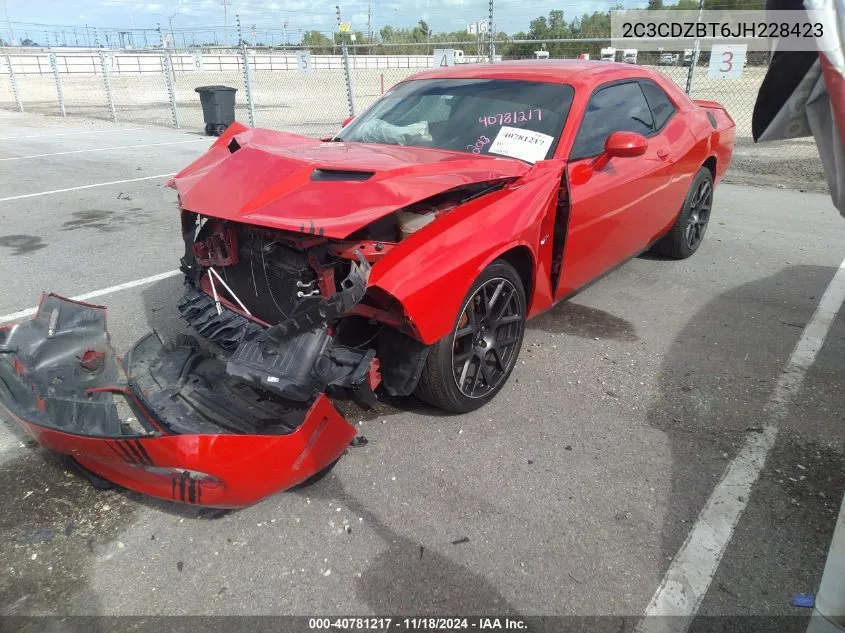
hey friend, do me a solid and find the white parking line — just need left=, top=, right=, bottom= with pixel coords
left=0, top=173, right=176, bottom=203
left=637, top=256, right=845, bottom=633
left=0, top=270, right=181, bottom=324
left=0, top=127, right=145, bottom=140
left=0, top=139, right=207, bottom=161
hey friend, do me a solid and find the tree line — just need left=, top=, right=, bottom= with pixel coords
left=1, top=0, right=764, bottom=52
left=300, top=0, right=764, bottom=58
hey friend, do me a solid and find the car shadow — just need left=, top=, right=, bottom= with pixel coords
left=640, top=264, right=845, bottom=630
left=636, top=250, right=674, bottom=261
left=529, top=300, right=639, bottom=342
left=302, top=475, right=522, bottom=617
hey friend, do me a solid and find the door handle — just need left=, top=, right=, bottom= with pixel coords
left=657, top=149, right=669, bottom=161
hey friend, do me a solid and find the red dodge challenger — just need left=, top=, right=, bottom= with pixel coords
left=0, top=61, right=735, bottom=507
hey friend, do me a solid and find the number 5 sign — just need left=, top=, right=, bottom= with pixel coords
left=708, top=44, right=747, bottom=80
left=296, top=50, right=313, bottom=74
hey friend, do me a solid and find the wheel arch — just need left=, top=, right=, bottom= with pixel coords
left=370, top=238, right=538, bottom=346
left=414, top=255, right=529, bottom=412
left=495, top=245, right=535, bottom=310
left=702, top=155, right=717, bottom=180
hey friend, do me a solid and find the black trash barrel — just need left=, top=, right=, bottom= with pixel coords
left=194, top=85, right=238, bottom=136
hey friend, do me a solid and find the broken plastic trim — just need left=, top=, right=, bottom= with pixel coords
left=226, top=327, right=377, bottom=402
left=0, top=294, right=357, bottom=508
left=0, top=294, right=151, bottom=438
left=178, top=284, right=264, bottom=351
left=261, top=250, right=371, bottom=345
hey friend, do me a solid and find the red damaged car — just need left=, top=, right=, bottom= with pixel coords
left=0, top=61, right=735, bottom=507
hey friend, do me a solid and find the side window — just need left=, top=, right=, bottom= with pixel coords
left=639, top=80, right=676, bottom=130
left=571, top=82, right=655, bottom=159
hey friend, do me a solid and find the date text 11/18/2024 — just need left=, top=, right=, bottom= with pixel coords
left=307, top=617, right=529, bottom=630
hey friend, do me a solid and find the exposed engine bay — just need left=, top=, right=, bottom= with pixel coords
left=176, top=211, right=435, bottom=410
left=167, top=171, right=512, bottom=414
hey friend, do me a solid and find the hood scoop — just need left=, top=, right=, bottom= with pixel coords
left=311, top=169, right=375, bottom=182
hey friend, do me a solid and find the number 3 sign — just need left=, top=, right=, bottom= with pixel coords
left=708, top=44, right=747, bottom=80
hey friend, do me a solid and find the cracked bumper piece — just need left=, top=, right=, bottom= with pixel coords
left=0, top=294, right=357, bottom=508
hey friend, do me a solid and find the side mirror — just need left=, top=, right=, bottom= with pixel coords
left=593, top=131, right=647, bottom=170
left=341, top=115, right=355, bottom=128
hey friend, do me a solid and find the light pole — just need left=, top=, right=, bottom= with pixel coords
left=152, top=12, right=182, bottom=48
left=222, top=0, right=229, bottom=46
left=2, top=0, right=15, bottom=46
left=168, top=12, right=180, bottom=49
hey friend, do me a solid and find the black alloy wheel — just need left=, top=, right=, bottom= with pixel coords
left=452, top=277, right=523, bottom=399
left=415, top=260, right=527, bottom=413
left=685, top=178, right=713, bottom=251
left=653, top=166, right=715, bottom=259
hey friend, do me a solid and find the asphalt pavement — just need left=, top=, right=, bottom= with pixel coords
left=0, top=109, right=843, bottom=629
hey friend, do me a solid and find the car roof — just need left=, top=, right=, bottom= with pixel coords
left=406, top=60, right=654, bottom=87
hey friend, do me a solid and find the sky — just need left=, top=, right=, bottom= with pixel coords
left=2, top=0, right=639, bottom=45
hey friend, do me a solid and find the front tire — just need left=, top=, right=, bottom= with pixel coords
left=415, top=260, right=526, bottom=413
left=653, top=167, right=714, bottom=259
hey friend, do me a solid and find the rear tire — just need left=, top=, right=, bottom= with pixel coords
left=415, top=260, right=526, bottom=413
left=653, top=167, right=714, bottom=259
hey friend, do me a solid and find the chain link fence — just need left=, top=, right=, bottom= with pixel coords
left=0, top=42, right=824, bottom=191
left=104, top=51, right=174, bottom=127
left=0, top=53, right=20, bottom=112
left=246, top=47, right=349, bottom=136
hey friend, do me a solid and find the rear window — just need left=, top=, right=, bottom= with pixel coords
left=337, top=78, right=575, bottom=163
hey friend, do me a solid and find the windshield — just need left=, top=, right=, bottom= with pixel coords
left=337, top=78, right=575, bottom=164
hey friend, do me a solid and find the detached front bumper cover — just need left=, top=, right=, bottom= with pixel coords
left=0, top=294, right=357, bottom=508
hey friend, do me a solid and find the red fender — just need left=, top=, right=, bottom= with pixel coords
left=368, top=160, right=566, bottom=344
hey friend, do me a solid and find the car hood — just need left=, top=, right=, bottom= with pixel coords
left=169, top=126, right=529, bottom=239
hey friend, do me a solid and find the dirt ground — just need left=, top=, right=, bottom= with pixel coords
left=725, top=137, right=828, bottom=193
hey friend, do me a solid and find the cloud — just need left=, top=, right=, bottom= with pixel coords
left=6, top=0, right=618, bottom=39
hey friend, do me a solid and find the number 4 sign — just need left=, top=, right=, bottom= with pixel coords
left=708, top=44, right=747, bottom=80
left=433, top=49, right=455, bottom=68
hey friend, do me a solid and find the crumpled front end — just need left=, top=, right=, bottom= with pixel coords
left=0, top=168, right=456, bottom=508
left=0, top=294, right=358, bottom=508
